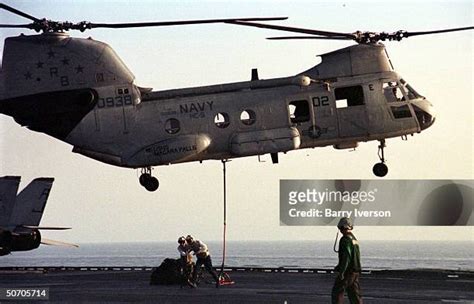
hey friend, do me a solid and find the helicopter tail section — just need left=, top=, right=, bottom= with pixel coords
left=1, top=34, right=135, bottom=99
left=0, top=34, right=141, bottom=140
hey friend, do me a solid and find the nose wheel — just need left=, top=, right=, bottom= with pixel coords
left=373, top=139, right=388, bottom=177
left=139, top=167, right=159, bottom=191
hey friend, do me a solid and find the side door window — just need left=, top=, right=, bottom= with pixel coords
left=288, top=99, right=310, bottom=124
left=335, top=86, right=365, bottom=108
left=334, top=85, right=367, bottom=137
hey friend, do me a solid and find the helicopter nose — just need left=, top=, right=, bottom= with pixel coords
left=411, top=99, right=436, bottom=131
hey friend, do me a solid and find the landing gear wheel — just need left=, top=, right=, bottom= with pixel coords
left=373, top=162, right=388, bottom=177
left=139, top=168, right=159, bottom=191
left=372, top=139, right=388, bottom=177
left=144, top=176, right=159, bottom=192
left=139, top=173, right=151, bottom=187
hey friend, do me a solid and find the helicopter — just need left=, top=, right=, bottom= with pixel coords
left=0, top=4, right=472, bottom=191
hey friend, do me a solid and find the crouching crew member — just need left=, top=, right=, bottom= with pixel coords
left=185, top=235, right=220, bottom=288
left=332, top=217, right=363, bottom=304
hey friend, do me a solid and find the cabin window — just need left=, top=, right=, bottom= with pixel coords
left=335, top=86, right=364, bottom=108
left=289, top=100, right=310, bottom=123
left=165, top=118, right=180, bottom=134
left=383, top=82, right=404, bottom=102
left=391, top=105, right=412, bottom=119
left=214, top=112, right=230, bottom=128
left=240, top=109, right=256, bottom=125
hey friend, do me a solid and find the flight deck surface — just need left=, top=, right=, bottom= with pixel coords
left=0, top=267, right=473, bottom=303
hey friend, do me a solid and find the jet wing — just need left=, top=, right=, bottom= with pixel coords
left=41, top=238, right=79, bottom=248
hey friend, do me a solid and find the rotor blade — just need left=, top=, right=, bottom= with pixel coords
left=22, top=225, right=71, bottom=230
left=405, top=26, right=474, bottom=38
left=267, top=35, right=353, bottom=40
left=226, top=20, right=356, bottom=39
left=41, top=238, right=79, bottom=248
left=0, top=3, right=39, bottom=22
left=89, top=17, right=288, bottom=29
left=0, top=23, right=33, bottom=29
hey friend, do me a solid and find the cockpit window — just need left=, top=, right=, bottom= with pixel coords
left=391, top=105, right=412, bottom=119
left=383, top=82, right=404, bottom=102
left=400, top=79, right=423, bottom=99
left=405, top=84, right=422, bottom=99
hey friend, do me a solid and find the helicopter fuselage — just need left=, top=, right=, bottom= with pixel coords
left=69, top=70, right=432, bottom=168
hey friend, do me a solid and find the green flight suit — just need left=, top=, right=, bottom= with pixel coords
left=331, top=232, right=362, bottom=304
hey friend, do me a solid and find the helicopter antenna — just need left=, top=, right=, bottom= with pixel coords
left=0, top=3, right=287, bottom=33
left=227, top=20, right=474, bottom=44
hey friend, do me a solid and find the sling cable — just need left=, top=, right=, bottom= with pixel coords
left=218, top=159, right=234, bottom=286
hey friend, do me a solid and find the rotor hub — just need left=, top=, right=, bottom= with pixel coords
left=29, top=19, right=92, bottom=33
left=352, top=30, right=410, bottom=44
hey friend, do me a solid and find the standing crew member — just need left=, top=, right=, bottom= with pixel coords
left=185, top=235, right=220, bottom=288
left=177, top=236, right=193, bottom=286
left=332, top=217, right=363, bottom=304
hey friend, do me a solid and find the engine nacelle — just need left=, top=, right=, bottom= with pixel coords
left=0, top=229, right=42, bottom=255
left=0, top=230, right=13, bottom=256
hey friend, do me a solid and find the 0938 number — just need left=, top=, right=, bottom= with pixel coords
left=97, top=95, right=133, bottom=109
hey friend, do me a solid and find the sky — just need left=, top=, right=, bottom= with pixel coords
left=0, top=0, right=473, bottom=244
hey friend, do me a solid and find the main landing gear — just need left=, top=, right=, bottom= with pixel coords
left=373, top=139, right=388, bottom=177
left=139, top=167, right=159, bottom=192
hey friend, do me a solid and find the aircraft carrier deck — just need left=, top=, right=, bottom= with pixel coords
left=0, top=266, right=473, bottom=303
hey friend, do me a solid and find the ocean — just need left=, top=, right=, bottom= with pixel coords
left=1, top=241, right=473, bottom=271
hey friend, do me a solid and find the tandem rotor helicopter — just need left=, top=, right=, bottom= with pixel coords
left=1, top=4, right=473, bottom=191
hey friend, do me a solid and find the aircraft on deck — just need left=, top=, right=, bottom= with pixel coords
left=0, top=176, right=77, bottom=256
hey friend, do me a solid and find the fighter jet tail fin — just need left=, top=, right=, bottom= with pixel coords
left=0, top=176, right=21, bottom=226
left=10, top=178, right=54, bottom=227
